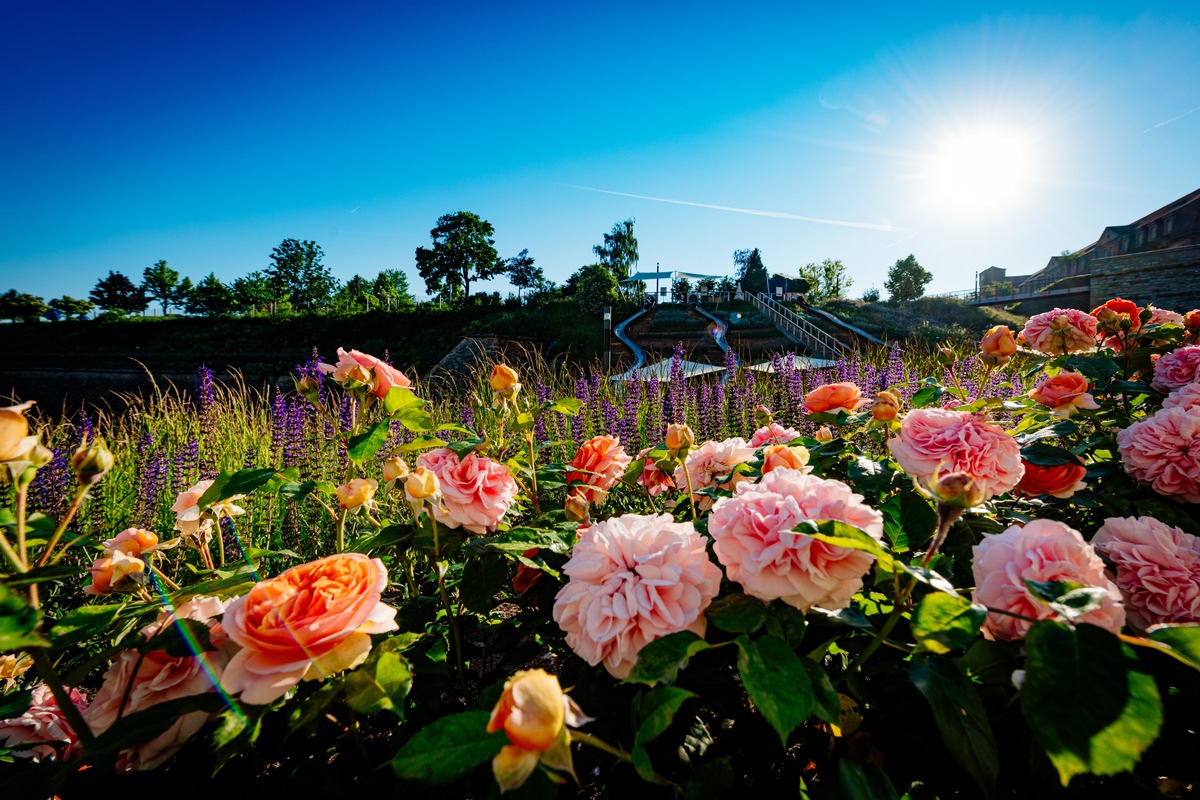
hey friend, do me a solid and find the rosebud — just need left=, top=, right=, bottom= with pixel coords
left=84, top=549, right=146, bottom=596
left=293, top=374, right=321, bottom=404
left=761, top=444, right=811, bottom=475
left=927, top=471, right=985, bottom=508
left=344, top=363, right=373, bottom=386
left=564, top=492, right=590, bottom=524
left=815, top=426, right=834, bottom=443
left=1185, top=309, right=1200, bottom=331
left=0, top=401, right=37, bottom=463
left=1138, top=307, right=1153, bottom=325
left=665, top=423, right=695, bottom=456
left=936, top=347, right=956, bottom=366
left=335, top=477, right=378, bottom=511
left=383, top=456, right=409, bottom=486
left=979, top=325, right=1017, bottom=359
left=871, top=391, right=901, bottom=422
left=487, top=669, right=588, bottom=792
left=754, top=405, right=773, bottom=427
left=977, top=351, right=1009, bottom=369
left=71, top=436, right=114, bottom=486
left=1095, top=307, right=1118, bottom=327
left=405, top=466, right=440, bottom=515
left=490, top=364, right=521, bottom=401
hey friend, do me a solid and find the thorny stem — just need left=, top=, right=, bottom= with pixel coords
left=38, top=485, right=89, bottom=567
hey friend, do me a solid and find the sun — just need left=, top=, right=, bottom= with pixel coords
left=930, top=128, right=1034, bottom=214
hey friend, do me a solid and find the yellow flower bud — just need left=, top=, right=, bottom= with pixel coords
left=383, top=456, right=409, bottom=485
left=871, top=391, right=902, bottom=422
left=815, top=426, right=834, bottom=444
left=665, top=423, right=695, bottom=455
left=71, top=436, right=114, bottom=486
left=335, top=477, right=378, bottom=511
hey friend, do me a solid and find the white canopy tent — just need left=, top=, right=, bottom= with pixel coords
left=619, top=269, right=729, bottom=301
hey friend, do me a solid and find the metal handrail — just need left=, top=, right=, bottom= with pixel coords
left=747, top=293, right=848, bottom=360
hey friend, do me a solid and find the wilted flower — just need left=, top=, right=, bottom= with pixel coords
left=749, top=422, right=801, bottom=447
left=815, top=426, right=834, bottom=443
left=674, top=437, right=756, bottom=512
left=171, top=479, right=245, bottom=541
left=84, top=549, right=147, bottom=596
left=336, top=477, right=378, bottom=511
left=319, top=348, right=411, bottom=399
left=0, top=653, right=32, bottom=692
left=563, top=492, right=590, bottom=524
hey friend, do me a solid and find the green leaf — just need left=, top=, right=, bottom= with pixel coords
left=735, top=634, right=813, bottom=747
left=625, top=631, right=713, bottom=685
left=910, top=657, right=999, bottom=794
left=0, top=582, right=49, bottom=650
left=384, top=386, right=425, bottom=415
left=706, top=594, right=767, bottom=634
left=801, top=658, right=840, bottom=724
left=344, top=650, right=412, bottom=718
left=349, top=523, right=413, bottom=554
left=139, top=617, right=216, bottom=658
left=46, top=603, right=123, bottom=651
left=805, top=520, right=893, bottom=570
left=459, top=551, right=507, bottom=614
left=0, top=688, right=33, bottom=720
left=391, top=711, right=506, bottom=784
left=764, top=601, right=807, bottom=648
left=1144, top=624, right=1200, bottom=671
left=848, top=457, right=892, bottom=495
left=838, top=758, right=900, bottom=800
left=1020, top=443, right=1084, bottom=467
left=1021, top=621, right=1163, bottom=785
left=1, top=564, right=86, bottom=588
left=684, top=756, right=735, bottom=800
left=396, top=435, right=448, bottom=453
left=1023, top=579, right=1110, bottom=622
left=286, top=677, right=344, bottom=735
left=1062, top=353, right=1121, bottom=382
left=277, top=481, right=319, bottom=502
left=393, top=406, right=436, bottom=434
left=413, top=521, right=466, bottom=560
left=197, top=467, right=279, bottom=508
left=632, top=685, right=694, bottom=783
left=910, top=593, right=986, bottom=654
left=961, top=639, right=1021, bottom=685
left=910, top=384, right=944, bottom=408
left=213, top=704, right=264, bottom=773
left=348, top=420, right=391, bottom=464
left=545, top=397, right=584, bottom=416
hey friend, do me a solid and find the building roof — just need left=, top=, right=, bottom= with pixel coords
left=1130, top=187, right=1200, bottom=228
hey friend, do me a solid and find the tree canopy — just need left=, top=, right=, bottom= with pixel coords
left=568, top=263, right=618, bottom=315
left=186, top=273, right=234, bottom=317
left=884, top=254, right=934, bottom=302
left=415, top=212, right=504, bottom=302
left=798, top=258, right=852, bottom=300
left=267, top=239, right=335, bottom=313
left=142, top=260, right=183, bottom=315
left=734, top=248, right=768, bottom=295
left=593, top=219, right=638, bottom=280
left=90, top=271, right=147, bottom=315
left=506, top=249, right=544, bottom=300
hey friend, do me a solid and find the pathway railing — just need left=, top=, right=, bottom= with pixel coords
left=746, top=293, right=848, bottom=360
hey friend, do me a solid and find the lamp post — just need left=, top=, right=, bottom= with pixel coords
left=603, top=306, right=612, bottom=372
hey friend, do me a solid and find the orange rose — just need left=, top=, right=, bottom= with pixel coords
left=566, top=435, right=632, bottom=504
left=1091, top=298, right=1142, bottom=332
left=815, top=426, right=834, bottom=443
left=487, top=669, right=588, bottom=792
left=382, top=456, right=408, bottom=487
left=804, top=382, right=865, bottom=414
left=665, top=423, right=695, bottom=455
left=1016, top=461, right=1087, bottom=499
left=872, top=391, right=902, bottom=422
left=980, top=325, right=1017, bottom=357
left=760, top=444, right=811, bottom=475
left=489, top=364, right=521, bottom=400
left=220, top=554, right=398, bottom=704
left=1028, top=371, right=1100, bottom=416
left=0, top=402, right=37, bottom=464
left=85, top=549, right=146, bottom=596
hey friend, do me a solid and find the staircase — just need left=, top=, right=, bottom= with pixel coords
left=746, top=293, right=848, bottom=361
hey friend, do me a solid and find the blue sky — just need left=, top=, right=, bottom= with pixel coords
left=2, top=1, right=1199, bottom=305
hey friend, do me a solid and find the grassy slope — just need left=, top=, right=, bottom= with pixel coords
left=814, top=296, right=1026, bottom=346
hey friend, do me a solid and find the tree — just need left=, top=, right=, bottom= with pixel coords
left=186, top=273, right=234, bottom=317
left=506, top=249, right=544, bottom=301
left=884, top=254, right=934, bottom=302
left=0, top=290, right=48, bottom=322
left=799, top=258, right=853, bottom=300
left=373, top=269, right=414, bottom=310
left=671, top=277, right=693, bottom=303
left=231, top=271, right=274, bottom=315
left=569, top=263, right=618, bottom=315
left=415, top=211, right=504, bottom=302
left=49, top=296, right=94, bottom=320
left=90, top=271, right=147, bottom=315
left=266, top=239, right=334, bottom=314
left=734, top=248, right=768, bottom=295
left=339, top=274, right=375, bottom=313
left=142, top=260, right=181, bottom=315
left=175, top=276, right=194, bottom=312
left=695, top=277, right=718, bottom=298
left=861, top=286, right=881, bottom=303
left=593, top=219, right=638, bottom=280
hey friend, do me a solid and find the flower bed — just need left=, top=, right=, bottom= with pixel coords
left=1, top=306, right=1199, bottom=797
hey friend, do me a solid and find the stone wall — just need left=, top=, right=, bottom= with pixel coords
left=1090, top=245, right=1200, bottom=311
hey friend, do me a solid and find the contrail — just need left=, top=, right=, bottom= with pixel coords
left=1141, top=104, right=1200, bottom=135
left=568, top=185, right=899, bottom=232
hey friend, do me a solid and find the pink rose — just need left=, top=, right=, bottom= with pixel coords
left=567, top=435, right=633, bottom=503
left=1151, top=345, right=1200, bottom=392
left=1117, top=407, right=1200, bottom=503
left=1163, top=382, right=1200, bottom=412
left=0, top=684, right=88, bottom=762
left=417, top=448, right=518, bottom=534
left=553, top=513, right=721, bottom=678
left=221, top=553, right=398, bottom=705
left=1028, top=371, right=1101, bottom=416
left=673, top=437, right=757, bottom=512
left=320, top=348, right=412, bottom=399
left=1093, top=516, right=1200, bottom=629
left=750, top=423, right=801, bottom=448
left=634, top=448, right=676, bottom=497
left=1020, top=308, right=1099, bottom=356
left=972, top=519, right=1125, bottom=641
left=84, top=596, right=233, bottom=771
left=709, top=469, right=884, bottom=612
left=887, top=408, right=1024, bottom=500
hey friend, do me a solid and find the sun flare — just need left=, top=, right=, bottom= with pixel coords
left=930, top=129, right=1034, bottom=214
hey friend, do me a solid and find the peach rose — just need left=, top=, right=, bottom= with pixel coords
left=665, top=423, right=695, bottom=456
left=1151, top=345, right=1200, bottom=392
left=1020, top=308, right=1099, bottom=355
left=633, top=448, right=676, bottom=497
left=804, top=382, right=866, bottom=414
left=566, top=435, right=633, bottom=504
left=104, top=527, right=158, bottom=556
left=172, top=479, right=245, bottom=540
left=760, top=444, right=811, bottom=475
left=871, top=391, right=902, bottom=422
left=553, top=514, right=721, bottom=678
left=335, top=477, right=378, bottom=511
left=887, top=408, right=1023, bottom=501
left=85, top=548, right=147, bottom=596
left=320, top=348, right=411, bottom=399
left=487, top=669, right=588, bottom=792
left=1092, top=516, right=1200, bottom=629
left=382, top=456, right=409, bottom=486
left=815, top=426, right=834, bottom=443
left=0, top=401, right=37, bottom=463
left=416, top=448, right=518, bottom=534
left=1117, top=407, right=1200, bottom=503
left=404, top=465, right=440, bottom=516
left=84, top=597, right=233, bottom=771
left=709, top=469, right=884, bottom=612
left=673, top=437, right=756, bottom=512
left=0, top=684, right=88, bottom=763
left=1163, top=382, right=1200, bottom=413
left=972, top=519, right=1125, bottom=641
left=220, top=553, right=398, bottom=704
left=1028, top=371, right=1100, bottom=416
left=979, top=325, right=1017, bottom=360
left=750, top=422, right=802, bottom=447
left=489, top=364, right=521, bottom=402
left=1016, top=461, right=1087, bottom=499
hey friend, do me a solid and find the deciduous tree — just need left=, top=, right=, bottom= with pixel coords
left=415, top=212, right=503, bottom=302
left=142, top=260, right=181, bottom=315
left=593, top=219, right=638, bottom=280
left=0, top=290, right=48, bottom=322
left=506, top=249, right=543, bottom=301
left=266, top=239, right=334, bottom=314
left=884, top=254, right=933, bottom=302
left=734, top=248, right=768, bottom=295
left=373, top=269, right=414, bottom=310
left=186, top=273, right=234, bottom=317
left=49, top=295, right=94, bottom=320
left=231, top=271, right=274, bottom=315
left=90, top=271, right=147, bottom=315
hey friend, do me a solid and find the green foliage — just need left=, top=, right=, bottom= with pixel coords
left=593, top=218, right=638, bottom=280
left=391, top=711, right=506, bottom=783
left=185, top=273, right=234, bottom=317
left=884, top=254, right=933, bottom=302
left=0, top=289, right=49, bottom=323
left=415, top=211, right=504, bottom=302
left=799, top=258, right=853, bottom=299
left=735, top=634, right=813, bottom=747
left=910, top=592, right=986, bottom=654
left=89, top=270, right=147, bottom=314
left=910, top=657, right=999, bottom=794
left=47, top=295, right=93, bottom=321
left=569, top=262, right=618, bottom=315
left=266, top=238, right=334, bottom=313
left=142, top=259, right=182, bottom=315
left=733, top=248, right=768, bottom=295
